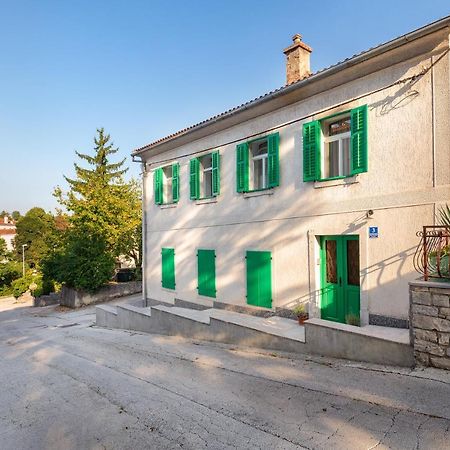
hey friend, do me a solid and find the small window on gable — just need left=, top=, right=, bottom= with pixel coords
left=200, top=154, right=213, bottom=198
left=162, top=166, right=173, bottom=203
left=322, top=115, right=351, bottom=179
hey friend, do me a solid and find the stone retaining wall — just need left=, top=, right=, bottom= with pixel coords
left=33, top=292, right=60, bottom=307
left=410, top=280, right=450, bottom=370
left=60, top=281, right=142, bottom=308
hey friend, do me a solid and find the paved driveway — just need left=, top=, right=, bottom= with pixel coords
left=1, top=295, right=450, bottom=449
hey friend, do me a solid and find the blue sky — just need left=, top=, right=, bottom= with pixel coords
left=1, top=0, right=449, bottom=213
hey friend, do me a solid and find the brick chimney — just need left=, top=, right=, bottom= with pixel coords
left=283, top=34, right=312, bottom=85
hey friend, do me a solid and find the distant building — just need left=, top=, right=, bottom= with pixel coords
left=0, top=216, right=16, bottom=251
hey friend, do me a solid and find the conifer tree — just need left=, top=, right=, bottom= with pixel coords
left=55, top=128, right=141, bottom=265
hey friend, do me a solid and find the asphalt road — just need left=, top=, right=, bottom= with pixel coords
left=1, top=295, right=450, bottom=449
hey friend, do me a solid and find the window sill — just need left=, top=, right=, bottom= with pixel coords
left=195, top=197, right=218, bottom=205
left=314, top=176, right=358, bottom=189
left=243, top=189, right=274, bottom=198
left=160, top=203, right=177, bottom=209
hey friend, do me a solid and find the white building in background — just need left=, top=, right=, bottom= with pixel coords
left=0, top=216, right=16, bottom=252
left=133, top=17, right=450, bottom=329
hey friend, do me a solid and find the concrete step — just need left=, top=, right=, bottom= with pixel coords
left=304, top=319, right=413, bottom=367
left=95, top=303, right=413, bottom=367
left=96, top=305, right=118, bottom=328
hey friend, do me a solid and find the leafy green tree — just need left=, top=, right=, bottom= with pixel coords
left=42, top=227, right=115, bottom=292
left=11, top=211, right=22, bottom=222
left=54, top=128, right=141, bottom=264
left=0, top=238, right=10, bottom=260
left=0, top=261, right=21, bottom=289
left=14, top=207, right=58, bottom=268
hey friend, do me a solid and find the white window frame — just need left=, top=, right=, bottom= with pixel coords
left=321, top=116, right=351, bottom=180
left=199, top=154, right=213, bottom=198
left=250, top=140, right=268, bottom=191
left=162, top=166, right=173, bottom=204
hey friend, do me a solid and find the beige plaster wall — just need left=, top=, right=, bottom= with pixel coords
left=142, top=37, right=450, bottom=321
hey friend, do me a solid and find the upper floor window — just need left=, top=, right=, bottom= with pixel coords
left=154, top=163, right=179, bottom=205
left=250, top=139, right=269, bottom=190
left=303, top=105, right=368, bottom=182
left=190, top=151, right=220, bottom=200
left=323, top=116, right=351, bottom=179
left=236, top=132, right=279, bottom=193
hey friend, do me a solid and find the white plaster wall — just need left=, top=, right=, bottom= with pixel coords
left=142, top=38, right=450, bottom=321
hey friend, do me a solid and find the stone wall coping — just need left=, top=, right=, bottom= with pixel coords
left=409, top=279, right=450, bottom=289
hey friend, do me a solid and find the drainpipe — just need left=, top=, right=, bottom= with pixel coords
left=141, top=164, right=148, bottom=305
left=133, top=155, right=147, bottom=305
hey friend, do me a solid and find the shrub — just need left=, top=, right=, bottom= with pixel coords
left=43, top=229, right=115, bottom=293
left=345, top=314, right=360, bottom=326
left=11, top=275, right=33, bottom=299
left=0, top=261, right=22, bottom=288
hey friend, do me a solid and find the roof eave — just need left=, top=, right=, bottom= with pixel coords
left=133, top=14, right=450, bottom=158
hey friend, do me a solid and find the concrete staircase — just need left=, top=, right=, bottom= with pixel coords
left=96, top=298, right=414, bottom=367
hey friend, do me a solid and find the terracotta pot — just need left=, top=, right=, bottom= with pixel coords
left=297, top=314, right=309, bottom=325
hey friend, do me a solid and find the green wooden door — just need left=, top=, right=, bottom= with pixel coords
left=246, top=251, right=272, bottom=308
left=320, top=236, right=360, bottom=324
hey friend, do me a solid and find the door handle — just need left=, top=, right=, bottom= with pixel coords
left=339, top=277, right=342, bottom=287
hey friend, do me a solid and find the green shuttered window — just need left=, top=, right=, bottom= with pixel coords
left=236, top=132, right=279, bottom=193
left=302, top=121, right=320, bottom=182
left=189, top=158, right=200, bottom=200
left=172, top=163, right=180, bottom=203
left=154, top=164, right=179, bottom=205
left=190, top=150, right=220, bottom=200
left=211, top=151, right=220, bottom=196
left=302, top=105, right=368, bottom=181
left=267, top=133, right=280, bottom=188
left=197, top=249, right=216, bottom=298
left=161, top=248, right=175, bottom=289
left=246, top=251, right=272, bottom=308
left=154, top=168, right=163, bottom=204
left=236, top=142, right=249, bottom=192
left=350, top=105, right=368, bottom=175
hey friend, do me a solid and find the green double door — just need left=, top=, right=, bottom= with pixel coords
left=320, top=236, right=360, bottom=324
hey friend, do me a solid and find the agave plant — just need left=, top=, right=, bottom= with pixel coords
left=438, top=204, right=450, bottom=227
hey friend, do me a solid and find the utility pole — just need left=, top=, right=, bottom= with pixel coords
left=22, top=244, right=27, bottom=277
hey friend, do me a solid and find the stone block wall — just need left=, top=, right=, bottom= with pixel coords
left=60, top=281, right=142, bottom=308
left=410, top=280, right=450, bottom=370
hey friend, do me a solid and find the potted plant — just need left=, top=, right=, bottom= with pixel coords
left=345, top=314, right=360, bottom=327
left=292, top=304, right=309, bottom=325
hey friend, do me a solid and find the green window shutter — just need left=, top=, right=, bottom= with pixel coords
left=161, top=248, right=175, bottom=289
left=172, top=163, right=180, bottom=203
left=246, top=251, right=272, bottom=308
left=267, top=133, right=280, bottom=188
left=302, top=120, right=321, bottom=182
left=350, top=105, right=368, bottom=175
left=197, top=249, right=216, bottom=298
left=154, top=168, right=163, bottom=205
left=211, top=151, right=220, bottom=196
left=189, top=158, right=200, bottom=200
left=236, top=143, right=249, bottom=192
